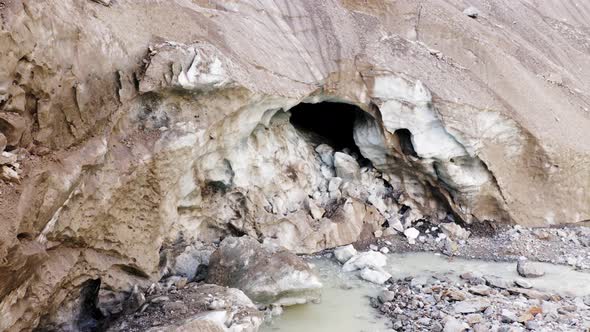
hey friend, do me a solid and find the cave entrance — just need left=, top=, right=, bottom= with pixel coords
left=288, top=102, right=367, bottom=159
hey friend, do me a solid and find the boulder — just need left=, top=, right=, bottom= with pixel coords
left=517, top=258, right=545, bottom=278
left=334, top=152, right=360, bottom=181
left=333, top=244, right=357, bottom=264
left=342, top=251, right=387, bottom=272
left=206, top=236, right=322, bottom=306
left=440, top=222, right=471, bottom=241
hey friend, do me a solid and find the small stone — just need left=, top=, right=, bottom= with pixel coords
left=333, top=244, right=357, bottom=264
left=404, top=227, right=420, bottom=244
left=463, top=6, right=480, bottom=18
left=444, top=288, right=467, bottom=301
left=517, top=259, right=545, bottom=278
left=369, top=244, right=379, bottom=251
left=379, top=247, right=390, bottom=254
left=378, top=289, right=396, bottom=303
left=484, top=275, right=512, bottom=289
left=469, top=284, right=492, bottom=296
left=453, top=299, right=490, bottom=314
left=374, top=229, right=383, bottom=238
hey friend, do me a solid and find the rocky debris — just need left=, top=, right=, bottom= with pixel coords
left=206, top=236, right=322, bottom=306
left=517, top=258, right=546, bottom=278
left=373, top=274, right=590, bottom=332
left=333, top=244, right=357, bottom=264
left=107, top=283, right=262, bottom=332
left=341, top=250, right=387, bottom=272
left=463, top=6, right=480, bottom=18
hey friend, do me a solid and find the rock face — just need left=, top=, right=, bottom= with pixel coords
left=0, top=0, right=590, bottom=330
left=206, top=237, right=322, bottom=306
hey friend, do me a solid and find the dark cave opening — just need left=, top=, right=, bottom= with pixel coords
left=288, top=102, right=367, bottom=158
left=394, top=128, right=418, bottom=157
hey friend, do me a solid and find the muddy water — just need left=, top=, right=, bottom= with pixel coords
left=261, top=252, right=590, bottom=332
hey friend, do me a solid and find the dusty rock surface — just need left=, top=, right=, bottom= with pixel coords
left=0, top=0, right=589, bottom=330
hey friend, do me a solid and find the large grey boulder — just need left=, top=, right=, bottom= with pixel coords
left=206, top=236, right=322, bottom=306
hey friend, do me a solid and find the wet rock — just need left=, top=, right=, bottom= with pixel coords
left=517, top=259, right=545, bottom=278
left=206, top=236, right=322, bottom=306
left=454, top=299, right=491, bottom=314
left=342, top=251, right=387, bottom=272
left=360, top=268, right=391, bottom=285
left=333, top=244, right=357, bottom=264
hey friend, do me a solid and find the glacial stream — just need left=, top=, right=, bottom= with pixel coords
left=261, top=252, right=590, bottom=332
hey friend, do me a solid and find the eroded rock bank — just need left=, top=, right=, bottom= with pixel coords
left=0, top=0, right=590, bottom=330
